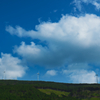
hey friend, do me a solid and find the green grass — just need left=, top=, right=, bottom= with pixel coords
left=90, top=97, right=100, bottom=100
left=38, top=88, right=70, bottom=97
left=81, top=97, right=100, bottom=100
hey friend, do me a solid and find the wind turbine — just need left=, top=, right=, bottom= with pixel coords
left=3, top=70, right=5, bottom=80
left=3, top=68, right=6, bottom=80
left=37, top=72, right=39, bottom=81
left=96, top=74, right=98, bottom=84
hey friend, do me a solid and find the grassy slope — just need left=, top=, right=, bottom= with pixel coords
left=0, top=80, right=100, bottom=100
left=38, top=88, right=70, bottom=97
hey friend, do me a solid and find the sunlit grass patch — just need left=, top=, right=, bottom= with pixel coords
left=90, top=97, right=100, bottom=100
left=38, top=88, right=70, bottom=97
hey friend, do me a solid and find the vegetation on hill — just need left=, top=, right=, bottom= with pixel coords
left=0, top=80, right=100, bottom=100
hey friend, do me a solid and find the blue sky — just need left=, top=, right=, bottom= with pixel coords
left=1, top=0, right=100, bottom=83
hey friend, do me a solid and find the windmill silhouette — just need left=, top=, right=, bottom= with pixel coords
left=95, top=69, right=99, bottom=84
left=96, top=74, right=98, bottom=84
left=3, top=70, right=5, bottom=80
left=37, top=72, right=39, bottom=81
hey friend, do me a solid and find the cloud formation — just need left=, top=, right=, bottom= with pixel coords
left=63, top=69, right=96, bottom=83
left=62, top=63, right=97, bottom=83
left=6, top=14, right=100, bottom=83
left=46, top=70, right=57, bottom=76
left=73, top=0, right=100, bottom=11
left=6, top=14, right=100, bottom=69
left=0, top=53, right=28, bottom=79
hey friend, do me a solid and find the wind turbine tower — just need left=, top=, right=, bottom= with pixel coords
left=3, top=70, right=5, bottom=80
left=37, top=72, right=39, bottom=81
left=96, top=74, right=98, bottom=84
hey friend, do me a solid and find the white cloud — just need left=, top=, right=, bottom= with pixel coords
left=0, top=53, right=28, bottom=79
left=62, top=69, right=97, bottom=83
left=72, top=0, right=100, bottom=11
left=46, top=70, right=57, bottom=76
left=67, top=63, right=90, bottom=70
left=93, top=1, right=100, bottom=10
left=72, top=0, right=82, bottom=11
left=13, top=41, right=62, bottom=68
left=54, top=10, right=57, bottom=12
left=70, top=70, right=96, bottom=83
left=6, top=14, right=100, bottom=46
left=6, top=25, right=37, bottom=38
left=61, top=63, right=100, bottom=83
left=6, top=14, right=100, bottom=68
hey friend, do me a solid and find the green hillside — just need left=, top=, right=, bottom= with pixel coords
left=0, top=80, right=100, bottom=100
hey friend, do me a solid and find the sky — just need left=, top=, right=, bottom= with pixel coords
left=1, top=0, right=100, bottom=83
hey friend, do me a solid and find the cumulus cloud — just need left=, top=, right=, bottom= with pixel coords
left=73, top=0, right=100, bottom=11
left=62, top=64, right=97, bottom=83
left=6, top=13, right=100, bottom=83
left=72, top=0, right=82, bottom=11
left=93, top=1, right=100, bottom=10
left=6, top=14, right=100, bottom=68
left=0, top=53, right=28, bottom=79
left=45, top=70, right=57, bottom=76
left=13, top=41, right=65, bottom=68
left=6, top=25, right=37, bottom=38
left=5, top=1, right=100, bottom=83
left=6, top=14, right=100, bottom=46
left=69, top=70, right=96, bottom=83
left=67, top=63, right=91, bottom=70
left=61, top=63, right=100, bottom=83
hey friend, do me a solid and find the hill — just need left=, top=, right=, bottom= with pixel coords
left=0, top=80, right=100, bottom=100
